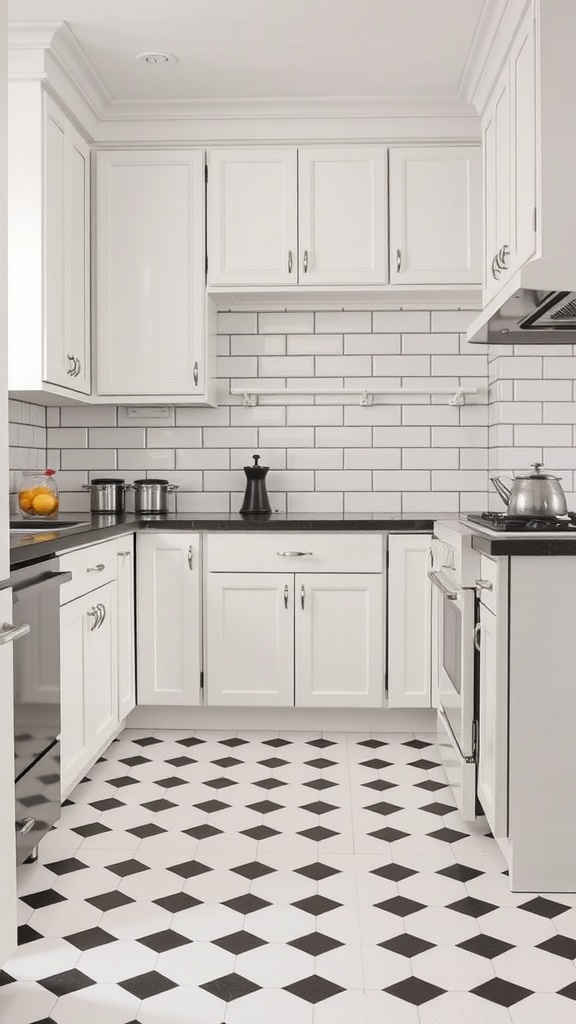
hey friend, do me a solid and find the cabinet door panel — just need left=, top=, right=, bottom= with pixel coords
left=208, top=148, right=297, bottom=285
left=389, top=147, right=481, bottom=285
left=60, top=594, right=90, bottom=793
left=117, top=541, right=136, bottom=721
left=89, top=583, right=117, bottom=754
left=68, top=129, right=91, bottom=394
left=0, top=592, right=17, bottom=966
left=387, top=535, right=432, bottom=708
left=511, top=10, right=537, bottom=270
left=295, top=573, right=383, bottom=707
left=137, top=534, right=201, bottom=705
left=298, top=147, right=387, bottom=285
left=207, top=573, right=294, bottom=706
left=97, top=150, right=205, bottom=395
left=484, top=70, right=511, bottom=301
left=43, top=98, right=67, bottom=389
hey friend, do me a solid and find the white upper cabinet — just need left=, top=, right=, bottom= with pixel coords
left=298, top=147, right=387, bottom=285
left=207, top=145, right=388, bottom=287
left=96, top=150, right=210, bottom=400
left=483, top=69, right=512, bottom=301
left=207, top=148, right=297, bottom=286
left=509, top=8, right=537, bottom=273
left=389, top=147, right=481, bottom=286
left=8, top=85, right=91, bottom=398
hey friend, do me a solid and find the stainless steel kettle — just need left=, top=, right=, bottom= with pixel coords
left=490, top=462, right=567, bottom=517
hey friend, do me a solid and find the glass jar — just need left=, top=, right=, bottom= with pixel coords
left=17, top=469, right=59, bottom=518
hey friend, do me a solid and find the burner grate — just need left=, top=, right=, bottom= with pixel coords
left=467, top=512, right=576, bottom=532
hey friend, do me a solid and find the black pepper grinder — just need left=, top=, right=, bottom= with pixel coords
left=239, top=454, right=272, bottom=515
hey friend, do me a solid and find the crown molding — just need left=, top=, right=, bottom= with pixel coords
left=48, top=22, right=113, bottom=119
left=461, top=0, right=532, bottom=114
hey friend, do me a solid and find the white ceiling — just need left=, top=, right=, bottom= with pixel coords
left=9, top=0, right=494, bottom=104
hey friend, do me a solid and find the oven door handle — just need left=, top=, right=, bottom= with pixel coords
left=12, top=570, right=72, bottom=602
left=0, top=622, right=31, bottom=645
left=427, top=570, right=459, bottom=601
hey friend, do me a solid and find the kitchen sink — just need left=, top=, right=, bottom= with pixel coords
left=10, top=519, right=89, bottom=533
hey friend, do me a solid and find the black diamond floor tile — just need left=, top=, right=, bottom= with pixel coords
left=247, top=799, right=283, bottom=814
left=138, top=929, right=191, bottom=952
left=177, top=736, right=205, bottom=747
left=153, top=893, right=201, bottom=913
left=106, top=858, right=149, bottom=878
left=471, top=978, right=533, bottom=1006
left=363, top=800, right=402, bottom=816
left=89, top=797, right=125, bottom=812
left=220, top=737, right=249, bottom=747
left=127, top=823, right=167, bottom=839
left=289, top=932, right=343, bottom=956
left=284, top=975, right=344, bottom=1004
left=385, top=977, right=445, bottom=1005
left=447, top=896, right=498, bottom=918
left=45, top=857, right=87, bottom=876
left=362, top=779, right=397, bottom=792
left=380, top=933, right=435, bottom=957
left=119, top=971, right=177, bottom=1000
left=39, top=969, right=95, bottom=997
left=427, top=827, right=468, bottom=843
left=155, top=775, right=187, bottom=788
left=64, top=927, right=116, bottom=951
left=307, top=738, right=336, bottom=748
left=415, top=779, right=448, bottom=792
left=458, top=934, right=514, bottom=959
left=0, top=972, right=14, bottom=986
left=17, top=925, right=43, bottom=945
left=519, top=896, right=571, bottom=918
left=295, top=862, right=340, bottom=881
left=232, top=861, right=276, bottom=880
left=213, top=931, right=266, bottom=954
left=303, top=778, right=337, bottom=791
left=263, top=737, right=292, bottom=747
left=359, top=758, right=392, bottom=770
left=165, top=755, right=196, bottom=767
left=368, top=827, right=409, bottom=843
left=419, top=801, right=457, bottom=816
left=141, top=798, right=177, bottom=813
left=201, top=973, right=260, bottom=1001
left=86, top=890, right=135, bottom=912
left=298, top=826, right=339, bottom=842
left=437, top=863, right=484, bottom=882
left=253, top=777, right=287, bottom=790
left=240, top=825, right=280, bottom=841
left=204, top=777, right=237, bottom=789
left=371, top=862, right=417, bottom=882
left=223, top=894, right=271, bottom=915
left=167, top=859, right=212, bottom=879
left=21, top=889, right=66, bottom=910
left=258, top=757, right=289, bottom=769
left=403, top=739, right=433, bottom=749
left=292, top=895, right=342, bottom=916
left=211, top=756, right=242, bottom=768
left=106, top=776, right=139, bottom=788
left=358, top=738, right=387, bottom=748
left=558, top=981, right=576, bottom=1000
left=183, top=824, right=223, bottom=840
left=408, top=759, right=440, bottom=770
left=194, top=799, right=230, bottom=814
left=134, top=737, right=162, bottom=747
left=300, top=800, right=338, bottom=815
left=305, top=758, right=337, bottom=769
left=537, top=934, right=576, bottom=960
left=376, top=896, right=426, bottom=917
left=71, top=822, right=111, bottom=838
left=119, top=755, right=151, bottom=767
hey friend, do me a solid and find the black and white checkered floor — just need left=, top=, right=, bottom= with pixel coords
left=3, top=729, right=576, bottom=1024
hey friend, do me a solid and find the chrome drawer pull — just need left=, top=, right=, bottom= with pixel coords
left=301, top=585, right=305, bottom=610
left=188, top=546, right=194, bottom=570
left=474, top=622, right=482, bottom=652
left=276, top=551, right=313, bottom=557
left=87, top=563, right=105, bottom=573
left=284, top=584, right=289, bottom=609
left=16, top=817, right=36, bottom=836
left=475, top=579, right=493, bottom=592
left=427, top=570, right=459, bottom=601
left=0, top=622, right=30, bottom=645
left=87, top=607, right=99, bottom=631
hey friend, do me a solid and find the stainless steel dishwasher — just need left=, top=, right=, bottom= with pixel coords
left=10, top=557, right=71, bottom=863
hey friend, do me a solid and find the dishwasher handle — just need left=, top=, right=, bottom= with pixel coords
left=0, top=622, right=31, bottom=646
left=12, top=570, right=72, bottom=602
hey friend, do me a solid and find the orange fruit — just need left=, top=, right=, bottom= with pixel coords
left=31, top=493, right=57, bottom=514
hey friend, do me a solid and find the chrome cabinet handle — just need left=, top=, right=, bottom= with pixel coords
left=300, top=585, right=305, bottom=610
left=288, top=250, right=293, bottom=274
left=284, top=584, right=289, bottom=609
left=303, top=250, right=309, bottom=273
left=491, top=255, right=501, bottom=279
left=193, top=361, right=199, bottom=386
left=427, top=570, right=459, bottom=601
left=118, top=550, right=131, bottom=558
left=475, top=579, right=493, bottom=592
left=276, top=551, right=313, bottom=557
left=87, top=606, right=99, bottom=631
left=188, top=545, right=194, bottom=570
left=87, top=563, right=105, bottom=573
left=16, top=817, right=36, bottom=836
left=0, top=622, right=30, bottom=646
left=74, top=357, right=81, bottom=377
left=98, top=603, right=106, bottom=628
left=396, top=248, right=402, bottom=273
left=474, top=622, right=482, bottom=652
left=67, top=354, right=76, bottom=375
left=497, top=244, right=510, bottom=269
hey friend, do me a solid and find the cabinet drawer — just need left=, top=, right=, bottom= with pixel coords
left=206, top=532, right=383, bottom=573
left=478, top=554, right=498, bottom=612
left=59, top=538, right=119, bottom=604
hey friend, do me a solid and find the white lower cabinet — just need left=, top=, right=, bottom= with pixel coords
left=60, top=581, right=117, bottom=795
left=116, top=538, right=136, bottom=720
left=477, top=599, right=508, bottom=841
left=387, top=534, right=432, bottom=708
left=296, top=574, right=383, bottom=707
left=137, top=533, right=202, bottom=705
left=0, top=590, right=17, bottom=966
left=206, top=573, right=294, bottom=706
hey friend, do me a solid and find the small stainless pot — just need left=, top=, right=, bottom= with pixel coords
left=131, top=479, right=178, bottom=514
left=491, top=462, right=568, bottom=517
left=83, top=478, right=126, bottom=514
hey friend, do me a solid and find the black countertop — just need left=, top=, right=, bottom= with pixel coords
left=9, top=511, right=444, bottom=567
left=471, top=532, right=576, bottom=556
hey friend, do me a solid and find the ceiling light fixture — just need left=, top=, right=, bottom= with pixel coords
left=136, top=52, right=178, bottom=67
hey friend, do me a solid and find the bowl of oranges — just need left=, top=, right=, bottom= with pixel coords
left=18, top=469, right=60, bottom=517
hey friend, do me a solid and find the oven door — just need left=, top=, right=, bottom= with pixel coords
left=428, top=570, right=475, bottom=758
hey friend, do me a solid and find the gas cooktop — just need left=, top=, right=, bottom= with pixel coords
left=466, top=512, right=576, bottom=533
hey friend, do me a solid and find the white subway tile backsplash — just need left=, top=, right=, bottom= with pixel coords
left=147, top=427, right=202, bottom=448
left=315, top=311, right=372, bottom=333
left=203, top=470, right=247, bottom=491
left=316, top=426, right=372, bottom=448
left=373, top=355, right=431, bottom=376
left=544, top=357, right=576, bottom=378
left=514, top=424, right=572, bottom=446
left=230, top=449, right=287, bottom=470
left=344, top=405, right=401, bottom=426
left=373, top=426, right=430, bottom=447
left=497, top=357, right=542, bottom=379
left=231, top=335, right=286, bottom=356
left=402, top=492, right=459, bottom=513
left=287, top=448, right=343, bottom=470
left=204, top=427, right=258, bottom=448
left=62, top=449, right=117, bottom=470
left=431, top=355, right=487, bottom=376
left=61, top=406, right=117, bottom=427
left=402, top=406, right=459, bottom=426
left=344, top=333, right=400, bottom=355
left=344, top=448, right=401, bottom=469
left=258, top=355, right=315, bottom=377
left=259, top=426, right=315, bottom=448
left=315, top=470, right=371, bottom=491
left=259, top=311, right=314, bottom=334
left=287, top=491, right=343, bottom=513
left=315, top=355, right=372, bottom=377
left=514, top=380, right=573, bottom=401
left=287, top=334, right=342, bottom=355
left=431, top=310, right=476, bottom=332
left=230, top=406, right=286, bottom=427
left=432, top=470, right=488, bottom=491
left=267, top=470, right=315, bottom=491
left=344, top=492, right=402, bottom=513
left=217, top=312, right=258, bottom=334
left=543, top=402, right=576, bottom=423
left=175, top=406, right=229, bottom=426
left=287, top=406, right=343, bottom=426
left=90, top=428, right=146, bottom=449
left=176, top=449, right=229, bottom=470
left=433, top=426, right=487, bottom=447
left=177, top=492, right=230, bottom=513
left=117, top=449, right=175, bottom=470
left=217, top=356, right=258, bottom=378
left=373, top=470, right=430, bottom=491
left=402, top=448, right=459, bottom=469
left=402, top=333, right=460, bottom=355
left=373, top=310, right=430, bottom=332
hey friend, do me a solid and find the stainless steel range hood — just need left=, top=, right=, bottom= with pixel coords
left=468, top=289, right=576, bottom=345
